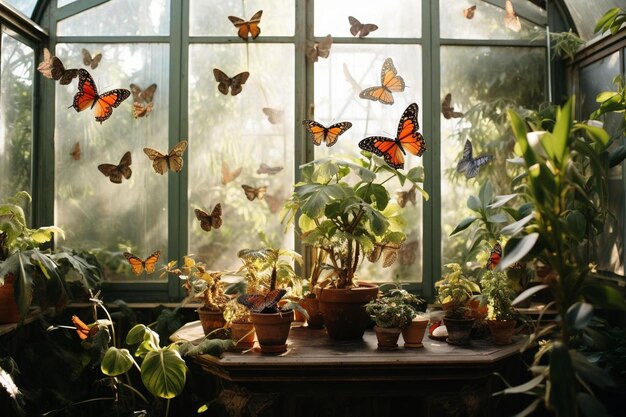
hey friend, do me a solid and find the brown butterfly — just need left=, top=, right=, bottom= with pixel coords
left=306, top=34, right=332, bottom=63
left=37, top=48, right=79, bottom=85
left=133, top=101, right=154, bottom=118
left=441, top=93, right=464, bottom=119
left=143, top=140, right=188, bottom=175
left=82, top=48, right=102, bottom=69
left=398, top=240, right=418, bottom=266
left=242, top=185, right=267, bottom=201
left=368, top=242, right=402, bottom=268
left=262, top=107, right=284, bottom=124
left=504, top=0, right=521, bottom=32
left=70, top=141, right=81, bottom=161
left=228, top=10, right=263, bottom=41
left=464, top=5, right=477, bottom=19
left=194, top=204, right=222, bottom=232
left=348, top=16, right=378, bottom=38
left=98, top=151, right=132, bottom=184
left=264, top=193, right=284, bottom=214
left=256, top=163, right=283, bottom=175
left=396, top=185, right=417, bottom=208
left=221, top=162, right=242, bottom=185
left=130, top=83, right=157, bottom=103
left=213, top=69, right=250, bottom=96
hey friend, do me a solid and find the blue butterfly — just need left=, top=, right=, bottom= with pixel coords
left=456, top=140, right=493, bottom=178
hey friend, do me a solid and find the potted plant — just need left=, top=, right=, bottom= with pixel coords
left=435, top=263, right=481, bottom=345
left=479, top=269, right=518, bottom=344
left=284, top=154, right=426, bottom=339
left=223, top=298, right=255, bottom=351
left=299, top=246, right=328, bottom=328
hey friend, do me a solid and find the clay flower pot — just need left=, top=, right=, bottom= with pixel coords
left=486, top=319, right=516, bottom=345
left=443, top=317, right=475, bottom=346
left=250, top=311, right=294, bottom=353
left=230, top=321, right=256, bottom=351
left=402, top=317, right=429, bottom=348
left=315, top=283, right=378, bottom=340
left=300, top=296, right=324, bottom=328
left=374, top=326, right=402, bottom=350
left=197, top=308, right=226, bottom=335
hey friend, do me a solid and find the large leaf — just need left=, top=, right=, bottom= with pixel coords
left=356, top=183, right=389, bottom=211
left=550, top=98, right=573, bottom=167
left=141, top=348, right=187, bottom=399
left=581, top=284, right=626, bottom=310
left=608, top=145, right=626, bottom=168
left=126, top=324, right=151, bottom=345
left=450, top=217, right=477, bottom=236
left=101, top=347, right=134, bottom=376
left=488, top=194, right=518, bottom=208
left=549, top=342, right=577, bottom=417
left=300, top=184, right=346, bottom=218
left=501, top=213, right=534, bottom=236
left=496, top=233, right=538, bottom=270
left=496, top=374, right=544, bottom=395
left=508, top=110, right=536, bottom=166
left=467, top=195, right=481, bottom=212
left=566, top=302, right=593, bottom=330
left=512, top=284, right=548, bottom=306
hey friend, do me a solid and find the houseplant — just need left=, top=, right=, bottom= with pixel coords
left=223, top=298, right=255, bottom=351
left=283, top=154, right=426, bottom=339
left=479, top=269, right=518, bottom=344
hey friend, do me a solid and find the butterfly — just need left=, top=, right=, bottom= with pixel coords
left=228, top=10, right=263, bottom=41
left=257, top=163, right=283, bottom=175
left=348, top=16, right=378, bottom=38
left=221, top=162, right=242, bottom=185
left=71, top=69, right=131, bottom=123
left=194, top=204, right=222, bottom=232
left=306, top=34, right=332, bottom=62
left=72, top=315, right=98, bottom=340
left=133, top=101, right=154, bottom=118
left=70, top=141, right=81, bottom=161
left=237, top=288, right=287, bottom=313
left=124, top=250, right=161, bottom=276
left=98, top=151, right=132, bottom=184
left=398, top=240, right=418, bottom=266
left=130, top=83, right=157, bottom=103
left=456, top=140, right=493, bottom=179
left=504, top=0, right=522, bottom=32
left=262, top=107, right=284, bottom=124
left=396, top=185, right=417, bottom=208
left=359, top=57, right=405, bottom=105
left=441, top=93, right=464, bottom=119
left=464, top=5, right=477, bottom=19
left=265, top=193, right=284, bottom=214
left=368, top=242, right=402, bottom=268
left=37, top=48, right=79, bottom=85
left=358, top=103, right=426, bottom=170
left=143, top=140, right=188, bottom=175
left=81, top=48, right=102, bottom=69
left=242, top=184, right=267, bottom=201
left=486, top=243, right=502, bottom=270
left=302, top=120, right=352, bottom=147
left=213, top=69, right=250, bottom=96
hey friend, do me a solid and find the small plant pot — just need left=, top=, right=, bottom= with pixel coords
left=402, top=317, right=429, bottom=348
left=374, top=326, right=402, bottom=350
left=230, top=321, right=256, bottom=351
left=487, top=319, right=516, bottom=345
left=443, top=317, right=475, bottom=346
left=0, top=273, right=20, bottom=324
left=197, top=308, right=226, bottom=336
left=300, top=297, right=324, bottom=328
left=250, top=311, right=294, bottom=353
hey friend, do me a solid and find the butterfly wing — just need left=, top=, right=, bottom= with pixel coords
left=133, top=101, right=154, bottom=118
left=464, top=5, right=477, bottom=19
left=396, top=103, right=426, bottom=158
left=241, top=185, right=266, bottom=201
left=213, top=68, right=231, bottom=95
left=323, top=122, right=352, bottom=146
left=396, top=190, right=408, bottom=208
left=247, top=10, right=263, bottom=39
left=70, top=142, right=81, bottom=161
left=302, top=120, right=328, bottom=146
left=166, top=140, right=188, bottom=173
left=90, top=53, right=102, bottom=69
left=381, top=243, right=400, bottom=268
left=316, top=34, right=332, bottom=59
left=465, top=155, right=493, bottom=178
left=143, top=148, right=168, bottom=175
left=398, top=241, right=418, bottom=265
left=380, top=58, right=405, bottom=93
left=456, top=140, right=474, bottom=175
left=38, top=48, right=56, bottom=79
left=72, top=69, right=99, bottom=112
left=348, top=16, right=362, bottom=36
left=124, top=252, right=146, bottom=275
left=486, top=243, right=502, bottom=270
left=257, top=163, right=283, bottom=175
left=210, top=203, right=223, bottom=229
left=262, top=107, right=283, bottom=124
left=221, top=162, right=242, bottom=184
left=142, top=83, right=157, bottom=102
left=237, top=294, right=266, bottom=312
left=93, top=88, right=131, bottom=123
left=265, top=193, right=283, bottom=213
left=143, top=251, right=161, bottom=274
left=98, top=163, right=123, bottom=183
left=130, top=83, right=143, bottom=102
left=82, top=49, right=102, bottom=68
left=358, top=23, right=378, bottom=37
left=195, top=209, right=212, bottom=231
left=359, top=136, right=404, bottom=169
left=504, top=0, right=521, bottom=32
left=359, top=86, right=393, bottom=105
left=118, top=151, right=132, bottom=180
left=229, top=71, right=250, bottom=96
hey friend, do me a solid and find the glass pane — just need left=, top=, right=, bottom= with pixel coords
left=4, top=0, right=37, bottom=17
left=314, top=0, right=421, bottom=38
left=54, top=43, right=170, bottom=282
left=580, top=52, right=621, bottom=134
left=57, top=0, right=170, bottom=36
left=0, top=32, right=33, bottom=215
left=188, top=44, right=295, bottom=270
left=440, top=46, right=546, bottom=268
left=440, top=0, right=545, bottom=40
left=190, top=0, right=294, bottom=37
left=58, top=0, right=79, bottom=7
left=315, top=45, right=424, bottom=283
left=563, top=0, right=625, bottom=40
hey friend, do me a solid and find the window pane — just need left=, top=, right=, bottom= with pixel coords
left=58, top=0, right=79, bottom=7
left=314, top=0, right=421, bottom=38
left=440, top=46, right=546, bottom=267
left=190, top=0, right=294, bottom=37
left=54, top=43, right=170, bottom=281
left=440, top=0, right=545, bottom=40
left=4, top=0, right=37, bottom=17
left=188, top=44, right=295, bottom=270
left=314, top=45, right=424, bottom=282
left=563, top=0, right=625, bottom=41
left=57, top=0, right=170, bottom=36
left=0, top=32, right=33, bottom=214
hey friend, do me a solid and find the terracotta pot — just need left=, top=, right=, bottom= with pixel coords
left=443, top=317, right=475, bottom=346
left=0, top=273, right=20, bottom=324
left=197, top=308, right=226, bottom=335
left=250, top=311, right=293, bottom=353
left=299, top=297, right=324, bottom=328
left=315, top=283, right=379, bottom=340
left=374, top=326, right=402, bottom=350
left=468, top=299, right=488, bottom=321
left=402, top=317, right=429, bottom=348
left=230, top=321, right=256, bottom=351
left=487, top=319, right=516, bottom=345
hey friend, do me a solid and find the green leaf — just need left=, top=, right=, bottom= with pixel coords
left=512, top=284, right=548, bottom=306
left=178, top=339, right=234, bottom=357
left=577, top=393, right=611, bottom=417
left=581, top=284, right=626, bottom=310
left=450, top=217, right=477, bottom=236
left=141, top=348, right=187, bottom=399
left=565, top=210, right=586, bottom=242
left=497, top=233, right=538, bottom=271
left=595, top=8, right=621, bottom=33
left=566, top=302, right=593, bottom=330
left=486, top=213, right=509, bottom=224
left=508, top=110, right=536, bottom=166
left=467, top=195, right=481, bottom=212
left=570, top=351, right=614, bottom=389
left=498, top=374, right=544, bottom=394
left=300, top=184, right=347, bottom=218
left=488, top=194, right=518, bottom=208
left=595, top=91, right=619, bottom=102
left=478, top=181, right=494, bottom=210
left=608, top=145, right=626, bottom=168
left=501, top=213, right=534, bottom=236
left=357, top=183, right=389, bottom=211
left=549, top=342, right=577, bottom=417
left=551, top=97, right=573, bottom=166
left=575, top=123, right=610, bottom=147
left=126, top=324, right=150, bottom=345
left=101, top=347, right=134, bottom=376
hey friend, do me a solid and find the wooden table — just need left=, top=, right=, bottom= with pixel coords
left=175, top=322, right=529, bottom=417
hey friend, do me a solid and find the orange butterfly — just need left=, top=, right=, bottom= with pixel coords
left=71, top=69, right=131, bottom=123
left=464, top=5, right=477, bottom=19
left=143, top=140, right=188, bottom=175
left=237, top=289, right=286, bottom=313
left=348, top=16, right=378, bottom=38
left=70, top=141, right=81, bottom=161
left=82, top=48, right=102, bottom=69
left=302, top=120, right=352, bottom=147
left=195, top=204, right=222, bottom=232
left=124, top=250, right=161, bottom=275
left=441, top=93, right=464, bottom=119
left=358, top=103, right=426, bottom=170
left=213, top=69, right=250, bottom=96
left=72, top=315, right=98, bottom=340
left=98, top=151, right=132, bottom=184
left=228, top=10, right=263, bottom=41
left=359, top=58, right=405, bottom=105
left=221, top=162, right=242, bottom=184
left=242, top=185, right=267, bottom=201
left=504, top=0, right=521, bottom=32
left=37, top=48, right=79, bottom=85
left=486, top=243, right=502, bottom=270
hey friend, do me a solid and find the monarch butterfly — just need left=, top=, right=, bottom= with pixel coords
left=302, top=120, right=352, bottom=147
left=143, top=140, right=188, bottom=175
left=123, top=250, right=161, bottom=275
left=456, top=140, right=493, bottom=179
left=237, top=289, right=287, bottom=313
left=262, top=107, right=283, bottom=124
left=133, top=101, right=154, bottom=118
left=71, top=69, right=131, bottom=123
left=98, top=151, right=132, bottom=184
left=72, top=315, right=98, bottom=340
left=228, top=10, right=263, bottom=41
left=504, top=0, right=521, bottom=32
left=130, top=83, right=157, bottom=103
left=441, top=93, right=464, bottom=119
left=70, top=141, right=81, bottom=161
left=396, top=185, right=417, bottom=208
left=359, top=58, right=405, bottom=105
left=256, top=163, right=283, bottom=175
left=242, top=185, right=268, bottom=201
left=464, top=5, right=477, bottom=19
left=194, top=204, right=222, bottom=232
left=81, top=48, right=102, bottom=69
left=37, top=48, right=79, bottom=85
left=213, top=69, right=250, bottom=96
left=348, top=16, right=378, bottom=38
left=368, top=242, right=402, bottom=268
left=221, top=162, right=242, bottom=185
left=486, top=243, right=502, bottom=270
left=306, top=34, right=332, bottom=62
left=358, top=103, right=426, bottom=170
